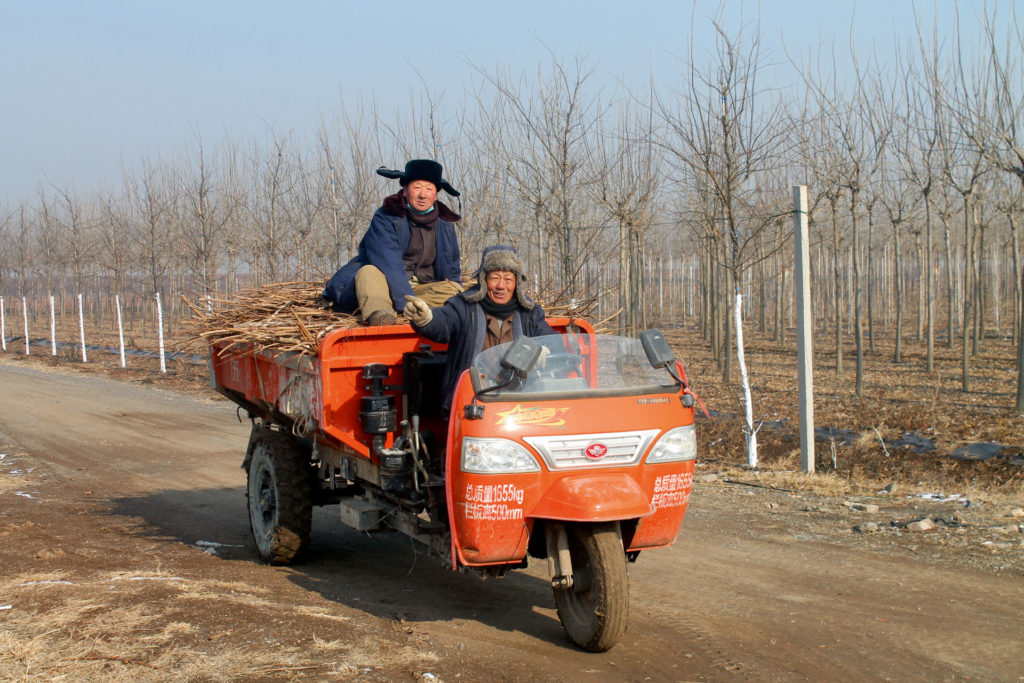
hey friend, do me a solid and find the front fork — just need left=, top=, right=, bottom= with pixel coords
left=545, top=522, right=574, bottom=589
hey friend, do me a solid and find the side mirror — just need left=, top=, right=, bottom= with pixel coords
left=467, top=337, right=543, bottom=416
left=500, top=337, right=542, bottom=378
left=639, top=329, right=675, bottom=369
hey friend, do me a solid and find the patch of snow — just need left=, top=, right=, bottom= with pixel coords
left=915, top=493, right=963, bottom=502
left=18, top=580, right=74, bottom=586
left=195, top=540, right=242, bottom=548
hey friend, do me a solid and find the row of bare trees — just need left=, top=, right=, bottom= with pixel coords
left=1, top=7, right=1021, bottom=409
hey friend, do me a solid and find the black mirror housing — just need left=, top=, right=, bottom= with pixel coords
left=500, top=337, right=542, bottom=377
left=640, top=329, right=676, bottom=369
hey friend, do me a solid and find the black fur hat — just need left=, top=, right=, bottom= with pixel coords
left=376, top=159, right=460, bottom=197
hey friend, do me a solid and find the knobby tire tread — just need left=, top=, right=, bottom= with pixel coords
left=247, top=427, right=313, bottom=565
left=554, top=522, right=629, bottom=652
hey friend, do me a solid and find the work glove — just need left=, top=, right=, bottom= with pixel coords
left=403, top=295, right=433, bottom=327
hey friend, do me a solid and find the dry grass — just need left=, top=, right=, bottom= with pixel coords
left=677, top=327, right=1024, bottom=500
left=0, top=556, right=449, bottom=682
left=0, top=566, right=395, bottom=681
left=182, top=279, right=606, bottom=356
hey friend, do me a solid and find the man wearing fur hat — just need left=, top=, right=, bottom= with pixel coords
left=403, top=244, right=557, bottom=415
left=323, top=159, right=464, bottom=325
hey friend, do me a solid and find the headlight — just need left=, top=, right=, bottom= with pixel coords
left=646, top=425, right=697, bottom=463
left=461, top=437, right=541, bottom=474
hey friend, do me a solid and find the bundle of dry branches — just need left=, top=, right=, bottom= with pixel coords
left=184, top=280, right=603, bottom=357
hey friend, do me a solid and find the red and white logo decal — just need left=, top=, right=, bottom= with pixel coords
left=584, top=442, right=608, bottom=459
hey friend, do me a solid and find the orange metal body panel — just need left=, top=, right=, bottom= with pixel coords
left=527, top=473, right=653, bottom=521
left=316, top=324, right=447, bottom=458
left=444, top=333, right=695, bottom=567
left=208, top=345, right=321, bottom=420
left=211, top=317, right=694, bottom=570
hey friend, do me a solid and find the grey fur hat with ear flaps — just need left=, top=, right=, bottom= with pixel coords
left=463, top=244, right=536, bottom=310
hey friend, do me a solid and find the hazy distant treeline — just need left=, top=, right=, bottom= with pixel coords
left=1, top=7, right=1021, bottom=392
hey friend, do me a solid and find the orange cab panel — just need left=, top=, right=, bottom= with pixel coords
left=446, top=357, right=695, bottom=567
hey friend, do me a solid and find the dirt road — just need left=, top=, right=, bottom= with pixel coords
left=1, top=356, right=1022, bottom=681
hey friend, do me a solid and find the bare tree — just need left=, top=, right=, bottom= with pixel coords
left=471, top=51, right=605, bottom=291
left=879, top=170, right=914, bottom=363
left=0, top=205, right=12, bottom=296
left=97, top=186, right=135, bottom=312
left=319, top=96, right=383, bottom=270
left=656, top=11, right=790, bottom=466
left=126, top=160, right=173, bottom=298
left=248, top=131, right=298, bottom=284
left=942, top=128, right=987, bottom=392
left=176, top=133, right=242, bottom=296
left=949, top=2, right=1024, bottom=410
left=41, top=183, right=97, bottom=307
left=801, top=37, right=891, bottom=396
left=288, top=147, right=328, bottom=279
left=592, top=92, right=664, bottom=334
left=902, top=17, right=951, bottom=375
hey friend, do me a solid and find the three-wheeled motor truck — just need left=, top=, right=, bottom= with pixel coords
left=209, top=317, right=698, bottom=651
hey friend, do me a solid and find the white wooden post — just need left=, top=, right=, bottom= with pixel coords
left=49, top=295, right=56, bottom=356
left=22, top=296, right=29, bottom=355
left=116, top=294, right=126, bottom=368
left=156, top=292, right=166, bottom=373
left=794, top=186, right=815, bottom=474
left=0, top=296, right=6, bottom=351
left=77, top=293, right=87, bottom=362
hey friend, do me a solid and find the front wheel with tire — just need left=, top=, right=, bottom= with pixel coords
left=246, top=429, right=312, bottom=565
left=553, top=522, right=629, bottom=652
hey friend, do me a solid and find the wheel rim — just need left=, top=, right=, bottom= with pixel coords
left=552, top=523, right=629, bottom=652
left=250, top=456, right=277, bottom=547
left=561, top=533, right=598, bottom=621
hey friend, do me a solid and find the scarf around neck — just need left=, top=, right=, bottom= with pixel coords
left=478, top=294, right=519, bottom=320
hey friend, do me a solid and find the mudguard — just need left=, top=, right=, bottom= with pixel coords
left=529, top=473, right=654, bottom=522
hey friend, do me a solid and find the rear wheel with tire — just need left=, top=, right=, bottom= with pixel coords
left=246, top=429, right=312, bottom=564
left=553, top=522, right=629, bottom=652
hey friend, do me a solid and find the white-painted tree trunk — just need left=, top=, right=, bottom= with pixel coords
left=22, top=297, right=29, bottom=355
left=156, top=292, right=166, bottom=373
left=49, top=295, right=56, bottom=356
left=77, top=293, right=87, bottom=362
left=735, top=291, right=758, bottom=468
left=0, top=296, right=5, bottom=351
left=116, top=294, right=126, bottom=368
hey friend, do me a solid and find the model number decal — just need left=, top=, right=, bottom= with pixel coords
left=651, top=472, right=693, bottom=509
left=465, top=483, right=524, bottom=505
left=463, top=503, right=524, bottom=521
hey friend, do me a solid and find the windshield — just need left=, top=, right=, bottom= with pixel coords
left=471, top=333, right=679, bottom=398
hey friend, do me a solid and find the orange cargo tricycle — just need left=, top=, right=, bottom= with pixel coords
left=209, top=318, right=697, bottom=651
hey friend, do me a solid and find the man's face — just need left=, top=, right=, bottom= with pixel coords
left=485, top=270, right=517, bottom=305
left=404, top=180, right=438, bottom=212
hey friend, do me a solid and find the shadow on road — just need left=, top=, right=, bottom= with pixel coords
left=108, top=486, right=566, bottom=646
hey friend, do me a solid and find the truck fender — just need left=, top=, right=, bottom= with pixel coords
left=530, top=473, right=654, bottom=522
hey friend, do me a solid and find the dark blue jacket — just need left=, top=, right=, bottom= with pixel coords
left=414, top=286, right=557, bottom=414
left=323, top=193, right=462, bottom=313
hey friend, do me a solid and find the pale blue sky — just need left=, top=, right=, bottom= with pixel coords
left=0, top=1, right=992, bottom=203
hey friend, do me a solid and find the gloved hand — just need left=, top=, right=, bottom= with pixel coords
left=537, top=345, right=550, bottom=369
left=403, top=295, right=433, bottom=327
